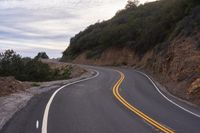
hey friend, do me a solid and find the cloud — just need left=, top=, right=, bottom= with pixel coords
left=0, top=0, right=155, bottom=58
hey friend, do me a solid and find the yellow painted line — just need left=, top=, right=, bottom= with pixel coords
left=112, top=70, right=175, bottom=133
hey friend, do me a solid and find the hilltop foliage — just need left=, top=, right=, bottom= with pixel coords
left=34, top=52, right=49, bottom=60
left=62, top=0, right=200, bottom=60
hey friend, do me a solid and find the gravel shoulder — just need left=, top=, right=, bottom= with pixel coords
left=0, top=69, right=95, bottom=130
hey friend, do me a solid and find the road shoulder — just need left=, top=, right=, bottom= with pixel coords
left=0, top=69, right=95, bottom=130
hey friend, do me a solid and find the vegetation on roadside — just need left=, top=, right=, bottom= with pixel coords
left=34, top=52, right=49, bottom=60
left=0, top=50, right=71, bottom=82
left=62, top=0, right=200, bottom=60
left=31, top=83, right=41, bottom=87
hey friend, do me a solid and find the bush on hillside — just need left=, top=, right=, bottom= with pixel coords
left=0, top=50, right=70, bottom=82
left=34, top=52, right=49, bottom=60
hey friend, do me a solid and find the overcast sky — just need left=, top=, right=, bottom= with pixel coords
left=0, top=0, right=155, bottom=58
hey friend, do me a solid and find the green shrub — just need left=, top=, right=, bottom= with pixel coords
left=31, top=83, right=40, bottom=87
left=20, top=59, right=52, bottom=81
left=34, top=52, right=49, bottom=60
left=0, top=50, right=23, bottom=77
left=0, top=50, right=71, bottom=82
left=62, top=67, right=71, bottom=79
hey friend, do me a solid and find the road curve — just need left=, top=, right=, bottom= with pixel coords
left=1, top=66, right=200, bottom=133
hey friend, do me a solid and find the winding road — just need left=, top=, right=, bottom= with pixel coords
left=1, top=66, right=200, bottom=133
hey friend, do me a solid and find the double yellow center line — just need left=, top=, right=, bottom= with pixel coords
left=112, top=70, right=175, bottom=133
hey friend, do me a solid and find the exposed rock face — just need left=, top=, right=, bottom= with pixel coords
left=72, top=29, right=200, bottom=105
left=73, top=47, right=139, bottom=66
left=189, top=78, right=200, bottom=94
left=152, top=32, right=200, bottom=105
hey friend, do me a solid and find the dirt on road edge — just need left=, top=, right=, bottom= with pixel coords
left=0, top=69, right=95, bottom=130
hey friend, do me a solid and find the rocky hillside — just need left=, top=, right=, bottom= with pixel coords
left=62, top=0, right=200, bottom=105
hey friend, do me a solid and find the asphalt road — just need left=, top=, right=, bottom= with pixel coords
left=1, top=66, right=200, bottom=133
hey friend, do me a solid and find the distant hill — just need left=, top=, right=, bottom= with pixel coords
left=62, top=0, right=200, bottom=105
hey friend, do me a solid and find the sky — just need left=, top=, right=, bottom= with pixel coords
left=0, top=0, right=155, bottom=58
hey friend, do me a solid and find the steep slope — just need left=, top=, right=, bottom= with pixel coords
left=140, top=6, right=200, bottom=104
left=62, top=0, right=198, bottom=61
left=62, top=0, right=200, bottom=105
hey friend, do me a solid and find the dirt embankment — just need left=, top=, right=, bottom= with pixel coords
left=73, top=47, right=139, bottom=66
left=41, top=59, right=86, bottom=78
left=73, top=30, right=200, bottom=105
left=146, top=31, right=200, bottom=105
left=0, top=60, right=86, bottom=97
left=0, top=77, right=30, bottom=97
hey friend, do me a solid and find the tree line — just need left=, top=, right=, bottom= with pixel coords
left=0, top=50, right=70, bottom=82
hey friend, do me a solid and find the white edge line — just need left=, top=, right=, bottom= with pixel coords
left=136, top=70, right=200, bottom=118
left=36, top=120, right=39, bottom=129
left=0, top=118, right=4, bottom=126
left=41, top=70, right=100, bottom=133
